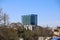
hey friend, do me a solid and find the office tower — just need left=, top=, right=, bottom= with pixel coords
left=22, top=14, right=37, bottom=25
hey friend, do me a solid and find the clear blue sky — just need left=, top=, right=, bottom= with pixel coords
left=0, top=0, right=60, bottom=27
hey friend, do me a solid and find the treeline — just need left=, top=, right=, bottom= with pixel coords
left=0, top=24, right=53, bottom=40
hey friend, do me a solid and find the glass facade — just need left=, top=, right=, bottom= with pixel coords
left=22, top=14, right=37, bottom=25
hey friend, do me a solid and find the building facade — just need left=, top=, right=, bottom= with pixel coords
left=22, top=14, right=37, bottom=25
left=22, top=14, right=37, bottom=30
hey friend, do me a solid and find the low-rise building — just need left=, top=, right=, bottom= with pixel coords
left=24, top=25, right=36, bottom=30
left=53, top=27, right=60, bottom=37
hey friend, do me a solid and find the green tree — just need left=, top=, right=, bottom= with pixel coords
left=8, top=28, right=18, bottom=40
left=17, top=26, right=26, bottom=37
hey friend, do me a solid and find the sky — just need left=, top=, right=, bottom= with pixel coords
left=0, top=0, right=60, bottom=27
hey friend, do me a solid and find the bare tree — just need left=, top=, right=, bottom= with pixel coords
left=0, top=8, right=9, bottom=27
left=0, top=8, right=4, bottom=25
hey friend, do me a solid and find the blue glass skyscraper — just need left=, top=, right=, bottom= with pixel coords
left=22, top=14, right=37, bottom=25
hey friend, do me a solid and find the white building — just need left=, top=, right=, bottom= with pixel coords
left=24, top=25, right=36, bottom=30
